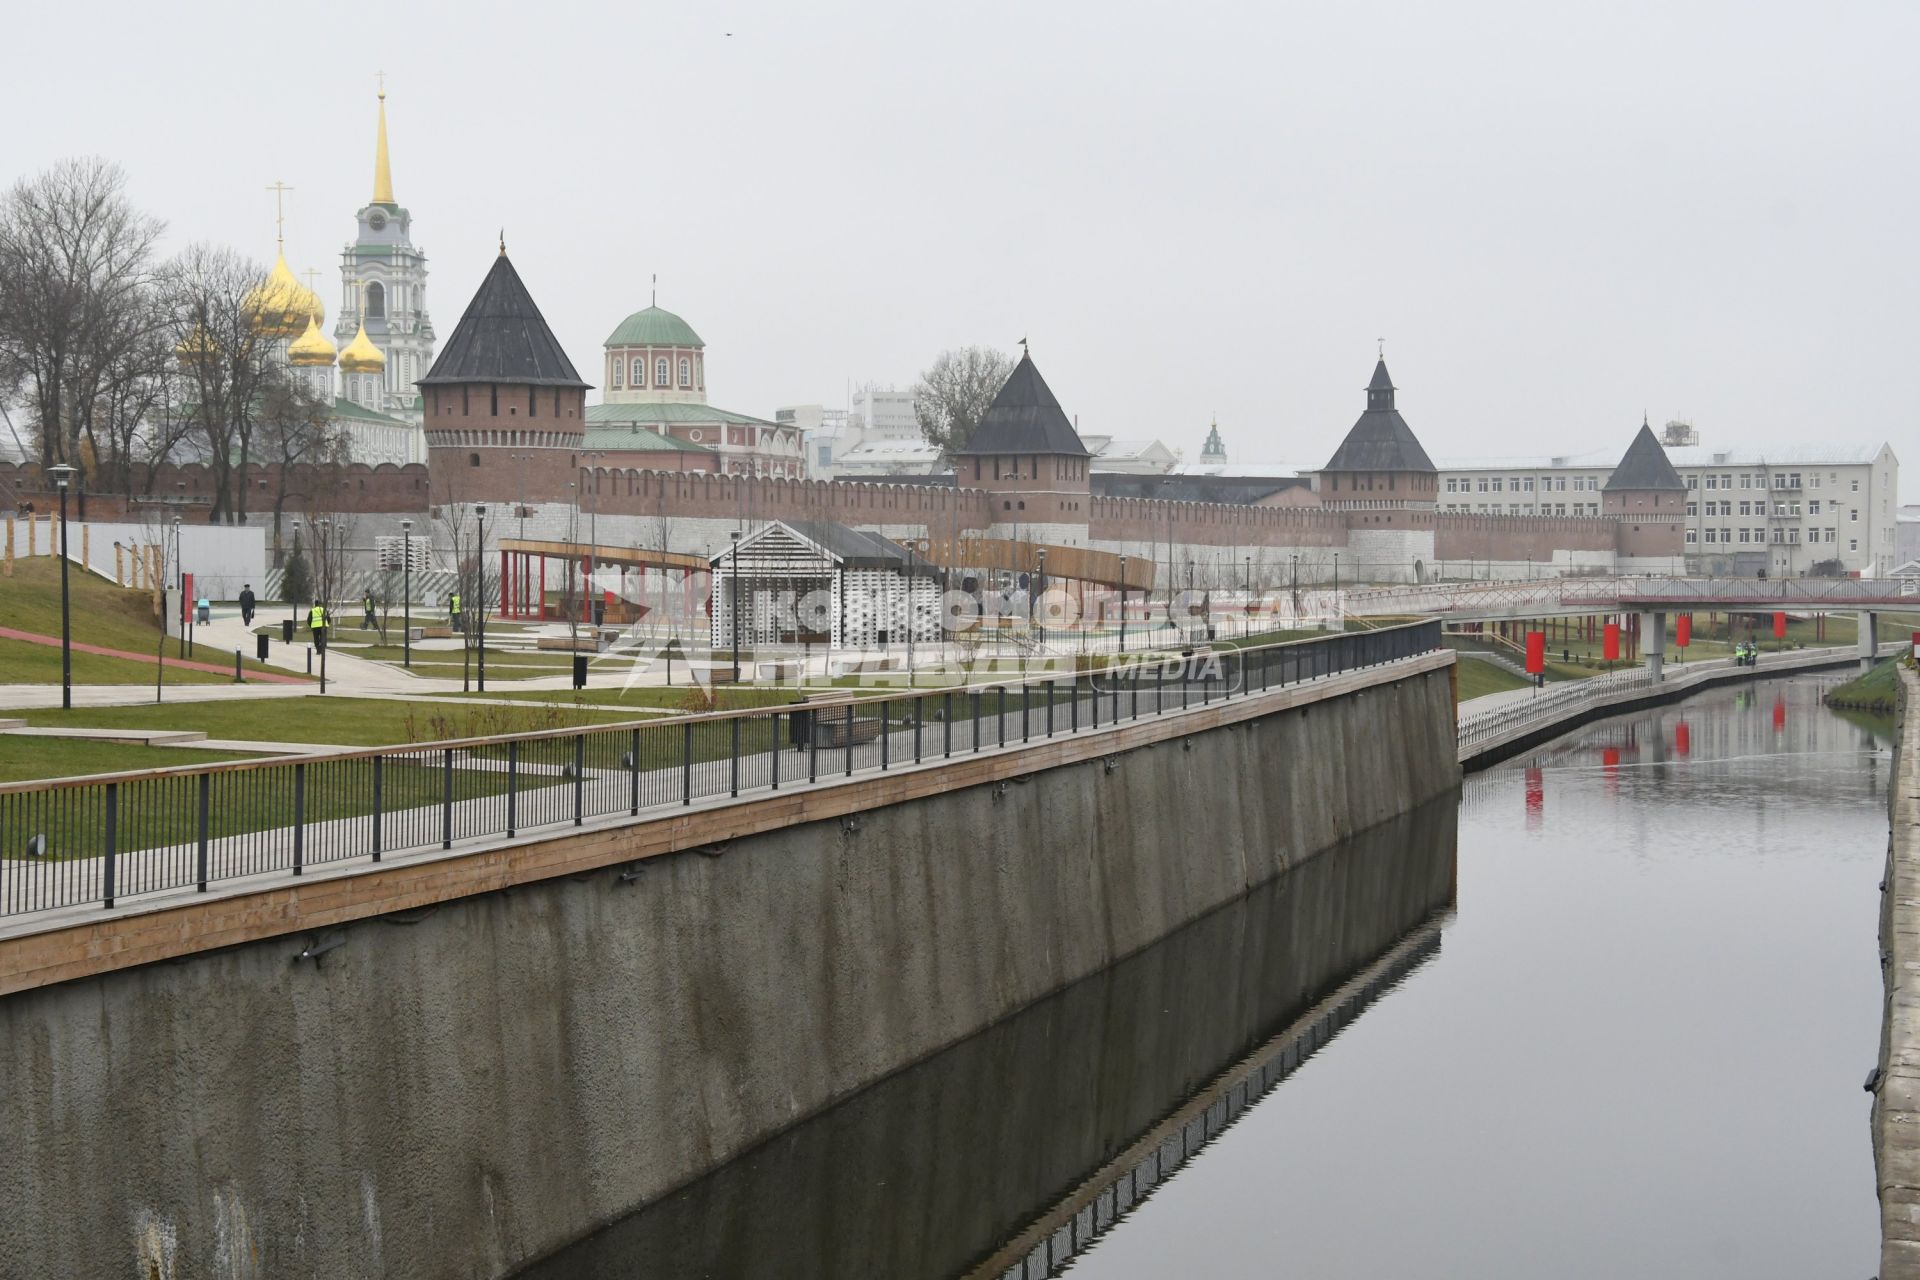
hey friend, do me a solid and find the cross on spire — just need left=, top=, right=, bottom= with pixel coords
left=651, top=273, right=657, bottom=307
left=265, top=180, right=293, bottom=250
left=1377, top=336, right=1385, bottom=359
left=376, top=69, right=386, bottom=99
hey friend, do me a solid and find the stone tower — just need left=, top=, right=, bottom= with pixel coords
left=420, top=248, right=591, bottom=508
left=1602, top=416, right=1688, bottom=561
left=953, top=353, right=1092, bottom=547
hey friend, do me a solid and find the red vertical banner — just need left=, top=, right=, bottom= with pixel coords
left=1675, top=615, right=1691, bottom=648
left=1525, top=631, right=1546, bottom=675
left=1602, top=621, right=1621, bottom=661
left=1772, top=611, right=1787, bottom=639
left=181, top=572, right=193, bottom=626
left=1912, top=631, right=1920, bottom=660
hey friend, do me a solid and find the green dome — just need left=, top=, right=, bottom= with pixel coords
left=604, top=305, right=704, bottom=349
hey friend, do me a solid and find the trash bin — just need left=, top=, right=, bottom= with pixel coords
left=282, top=618, right=295, bottom=643
left=572, top=654, right=588, bottom=688
left=257, top=634, right=270, bottom=662
left=592, top=601, right=606, bottom=626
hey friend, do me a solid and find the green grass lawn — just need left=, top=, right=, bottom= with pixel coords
left=456, top=685, right=804, bottom=712
left=1454, top=658, right=1532, bottom=701
left=0, top=738, right=259, bottom=784
left=13, top=697, right=642, bottom=747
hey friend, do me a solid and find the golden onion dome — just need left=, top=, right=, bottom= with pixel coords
left=245, top=253, right=324, bottom=338
left=287, top=314, right=338, bottom=367
left=174, top=324, right=219, bottom=368
left=338, top=319, right=385, bottom=373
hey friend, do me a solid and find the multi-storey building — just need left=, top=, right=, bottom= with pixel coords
left=1435, top=435, right=1900, bottom=576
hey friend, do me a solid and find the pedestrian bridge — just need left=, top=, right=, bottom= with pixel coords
left=1345, top=575, right=1918, bottom=623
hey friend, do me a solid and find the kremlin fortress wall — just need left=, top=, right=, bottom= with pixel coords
left=0, top=250, right=1690, bottom=586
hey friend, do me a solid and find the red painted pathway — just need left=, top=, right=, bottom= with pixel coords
left=0, top=626, right=310, bottom=684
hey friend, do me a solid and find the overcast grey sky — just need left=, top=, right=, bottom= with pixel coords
left=8, top=0, right=1914, bottom=480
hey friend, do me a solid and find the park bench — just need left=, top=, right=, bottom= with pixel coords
left=790, top=695, right=884, bottom=749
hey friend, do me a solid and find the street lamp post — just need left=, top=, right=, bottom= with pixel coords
left=475, top=504, right=488, bottom=692
left=47, top=465, right=76, bottom=709
left=729, top=529, right=742, bottom=683
left=316, top=518, right=330, bottom=694
left=289, top=519, right=301, bottom=628
left=173, top=516, right=184, bottom=659
left=399, top=517, right=413, bottom=669
left=1035, top=548, right=1047, bottom=649
left=1244, top=555, right=1252, bottom=635
left=1186, top=562, right=1195, bottom=643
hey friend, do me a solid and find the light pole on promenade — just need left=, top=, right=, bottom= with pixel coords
left=400, top=517, right=413, bottom=670
left=475, top=504, right=489, bottom=692
left=47, top=465, right=76, bottom=710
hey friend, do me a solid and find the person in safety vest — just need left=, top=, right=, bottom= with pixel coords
left=449, top=591, right=462, bottom=631
left=309, top=600, right=328, bottom=653
left=363, top=592, right=376, bottom=629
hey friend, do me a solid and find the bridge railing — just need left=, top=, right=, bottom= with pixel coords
left=0, top=621, right=1445, bottom=920
left=1351, top=574, right=1919, bottom=617
left=1456, top=666, right=1658, bottom=749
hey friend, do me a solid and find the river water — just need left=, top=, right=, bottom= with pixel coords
left=516, top=672, right=1890, bottom=1279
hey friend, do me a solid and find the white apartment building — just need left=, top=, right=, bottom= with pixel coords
left=779, top=388, right=922, bottom=478
left=1435, top=441, right=1901, bottom=577
left=775, top=405, right=850, bottom=475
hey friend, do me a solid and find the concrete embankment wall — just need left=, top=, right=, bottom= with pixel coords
left=1875, top=665, right=1920, bottom=1279
left=0, top=662, right=1460, bottom=1280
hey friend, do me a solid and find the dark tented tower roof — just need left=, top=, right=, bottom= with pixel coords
left=956, top=353, right=1090, bottom=456
left=1321, top=359, right=1436, bottom=473
left=420, top=252, right=590, bottom=388
left=1603, top=420, right=1687, bottom=491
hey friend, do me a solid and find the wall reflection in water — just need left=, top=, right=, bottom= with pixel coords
left=513, top=798, right=1459, bottom=1280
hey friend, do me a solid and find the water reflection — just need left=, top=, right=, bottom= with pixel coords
left=1075, top=673, right=1885, bottom=1279
left=513, top=799, right=1459, bottom=1279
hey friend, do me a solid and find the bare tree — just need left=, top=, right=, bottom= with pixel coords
left=0, top=158, right=165, bottom=471
left=160, top=243, right=280, bottom=524
left=257, top=376, right=343, bottom=546
left=913, top=345, right=1013, bottom=459
left=89, top=300, right=180, bottom=500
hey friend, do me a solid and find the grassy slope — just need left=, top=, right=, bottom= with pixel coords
left=17, top=697, right=641, bottom=747
left=0, top=640, right=253, bottom=686
left=1455, top=658, right=1532, bottom=701
left=0, top=559, right=284, bottom=683
left=1825, top=658, right=1902, bottom=711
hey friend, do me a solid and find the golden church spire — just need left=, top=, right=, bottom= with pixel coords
left=372, top=75, right=395, bottom=206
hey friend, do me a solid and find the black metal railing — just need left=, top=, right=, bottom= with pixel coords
left=0, top=621, right=1443, bottom=919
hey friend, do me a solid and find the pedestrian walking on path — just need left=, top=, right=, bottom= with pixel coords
left=239, top=585, right=256, bottom=627
left=309, top=601, right=329, bottom=654
left=363, top=592, right=376, bottom=630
